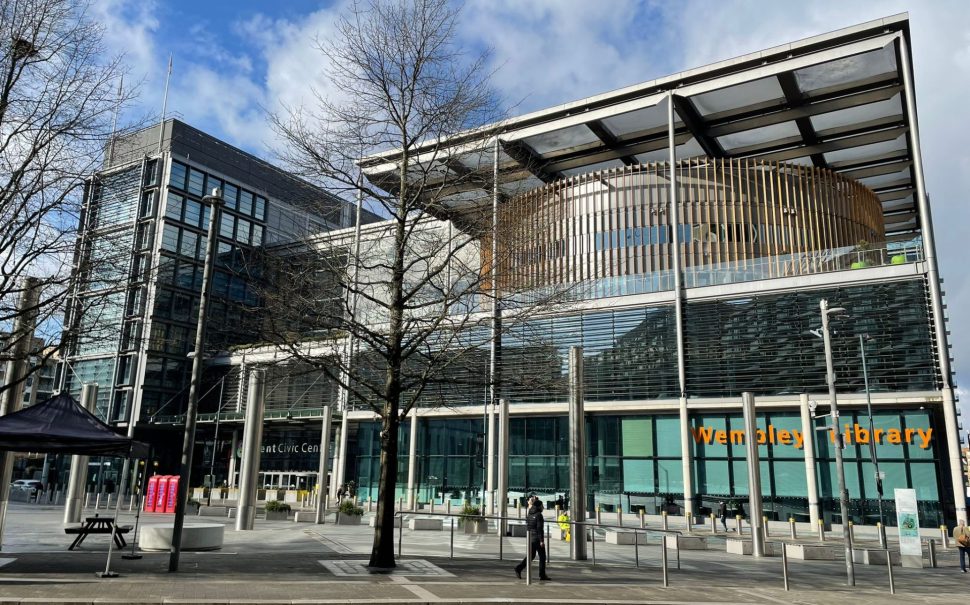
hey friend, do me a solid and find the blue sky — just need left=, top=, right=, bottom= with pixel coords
left=93, top=0, right=970, bottom=410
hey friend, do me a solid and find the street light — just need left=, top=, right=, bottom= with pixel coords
left=819, top=298, right=855, bottom=586
left=169, top=187, right=224, bottom=572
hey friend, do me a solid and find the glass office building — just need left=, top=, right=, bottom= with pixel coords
left=61, top=120, right=375, bottom=473
left=199, top=15, right=958, bottom=526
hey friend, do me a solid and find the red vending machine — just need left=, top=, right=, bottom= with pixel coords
left=164, top=476, right=180, bottom=513
left=155, top=476, right=171, bottom=512
left=144, top=475, right=160, bottom=512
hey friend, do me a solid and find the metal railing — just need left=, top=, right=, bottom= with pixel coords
left=391, top=510, right=685, bottom=586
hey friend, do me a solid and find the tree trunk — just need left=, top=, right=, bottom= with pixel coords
left=369, top=411, right=399, bottom=568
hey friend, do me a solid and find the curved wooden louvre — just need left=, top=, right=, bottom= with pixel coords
left=490, top=158, right=885, bottom=291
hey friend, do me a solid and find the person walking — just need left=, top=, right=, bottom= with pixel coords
left=954, top=519, right=970, bottom=572
left=718, top=501, right=728, bottom=531
left=514, top=498, right=550, bottom=581
left=337, top=485, right=345, bottom=501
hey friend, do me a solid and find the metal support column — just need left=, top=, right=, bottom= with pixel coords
left=668, top=93, right=692, bottom=517
left=568, top=346, right=587, bottom=561
left=487, top=136, right=502, bottom=510
left=64, top=384, right=99, bottom=524
left=407, top=411, right=418, bottom=509
left=314, top=405, right=332, bottom=524
left=742, top=392, right=764, bottom=557
left=497, top=398, right=509, bottom=536
left=236, top=369, right=266, bottom=531
left=897, top=34, right=963, bottom=524
left=799, top=394, right=820, bottom=525
left=0, top=277, right=41, bottom=546
left=486, top=405, right=496, bottom=515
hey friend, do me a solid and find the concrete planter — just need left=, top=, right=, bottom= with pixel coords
left=336, top=513, right=363, bottom=525
left=265, top=510, right=289, bottom=521
left=463, top=518, right=489, bottom=534
left=186, top=503, right=200, bottom=516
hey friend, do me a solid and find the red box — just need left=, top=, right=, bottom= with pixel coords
left=144, top=476, right=159, bottom=512
left=164, top=476, right=180, bottom=513
left=155, top=476, right=170, bottom=512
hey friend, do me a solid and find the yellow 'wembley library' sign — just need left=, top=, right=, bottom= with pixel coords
left=690, top=424, right=933, bottom=450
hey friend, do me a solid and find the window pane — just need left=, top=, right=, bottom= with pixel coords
left=187, top=168, right=205, bottom=196
left=622, top=459, right=653, bottom=493
left=161, top=225, right=179, bottom=252
left=165, top=192, right=183, bottom=221
left=622, top=417, right=652, bottom=456
left=183, top=199, right=202, bottom=228
left=223, top=183, right=239, bottom=210
left=656, top=459, right=683, bottom=494
left=169, top=161, right=187, bottom=190
left=239, top=190, right=254, bottom=216
left=255, top=196, right=266, bottom=220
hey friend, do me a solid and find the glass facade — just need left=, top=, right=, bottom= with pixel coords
left=349, top=409, right=944, bottom=527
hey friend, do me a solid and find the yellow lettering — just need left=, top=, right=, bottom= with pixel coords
left=874, top=428, right=885, bottom=443
left=756, top=429, right=767, bottom=445
left=691, top=426, right=715, bottom=444
left=887, top=429, right=902, bottom=445
left=918, top=428, right=933, bottom=449
left=715, top=430, right=727, bottom=445
left=778, top=430, right=791, bottom=445
left=730, top=430, right=744, bottom=445
left=792, top=430, right=804, bottom=450
left=904, top=428, right=915, bottom=444
left=853, top=424, right=869, bottom=444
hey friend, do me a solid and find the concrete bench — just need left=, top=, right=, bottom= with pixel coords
left=197, top=506, right=228, bottom=517
left=605, top=530, right=640, bottom=545
left=369, top=516, right=402, bottom=528
left=787, top=543, right=835, bottom=560
left=140, top=523, right=224, bottom=552
left=725, top=538, right=782, bottom=556
left=293, top=511, right=318, bottom=523
left=664, top=535, right=707, bottom=550
left=852, top=548, right=900, bottom=566
left=508, top=522, right=528, bottom=538
left=408, top=518, right=443, bottom=531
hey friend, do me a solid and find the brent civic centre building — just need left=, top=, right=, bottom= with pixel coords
left=200, top=14, right=959, bottom=528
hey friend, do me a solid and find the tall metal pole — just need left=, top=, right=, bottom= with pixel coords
left=169, top=188, right=223, bottom=572
left=820, top=298, right=854, bottom=586
left=742, top=392, right=764, bottom=557
left=497, top=398, right=509, bottom=537
left=568, top=346, right=587, bottom=561
left=859, top=335, right=884, bottom=525
left=487, top=136, right=501, bottom=508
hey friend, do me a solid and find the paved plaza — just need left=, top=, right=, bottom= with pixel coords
left=0, top=502, right=964, bottom=604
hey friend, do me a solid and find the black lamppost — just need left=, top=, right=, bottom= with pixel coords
left=169, top=188, right=223, bottom=572
left=859, top=334, right=885, bottom=529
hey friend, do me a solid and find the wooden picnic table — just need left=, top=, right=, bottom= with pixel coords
left=64, top=515, right=131, bottom=550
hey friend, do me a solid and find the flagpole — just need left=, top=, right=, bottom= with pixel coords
left=157, top=55, right=172, bottom=154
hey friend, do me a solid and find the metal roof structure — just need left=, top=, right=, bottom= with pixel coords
left=361, top=13, right=923, bottom=241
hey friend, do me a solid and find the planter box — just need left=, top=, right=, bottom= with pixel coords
left=186, top=504, right=200, bottom=516
left=408, top=518, right=442, bottom=531
left=336, top=513, right=362, bottom=525
left=265, top=510, right=290, bottom=521
left=605, top=530, right=639, bottom=545
left=787, top=544, right=835, bottom=560
left=852, top=548, right=900, bottom=566
left=463, top=518, right=489, bottom=534
left=369, top=516, right=402, bottom=528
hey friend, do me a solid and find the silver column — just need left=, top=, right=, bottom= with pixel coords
left=668, top=94, right=692, bottom=516
left=497, top=398, right=509, bottom=536
left=568, top=346, right=587, bottom=561
left=799, top=394, right=820, bottom=526
left=407, top=411, right=418, bottom=509
left=332, top=411, right=349, bottom=499
left=64, top=383, right=99, bottom=523
left=0, top=277, right=41, bottom=544
left=486, top=406, right=496, bottom=514
left=896, top=34, right=964, bottom=524
left=314, top=405, right=332, bottom=524
left=742, top=392, right=764, bottom=557
left=235, top=369, right=265, bottom=531
left=228, top=430, right=238, bottom=488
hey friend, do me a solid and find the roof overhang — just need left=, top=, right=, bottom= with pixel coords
left=361, top=13, right=922, bottom=240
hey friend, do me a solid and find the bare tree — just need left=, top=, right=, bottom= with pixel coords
left=265, top=0, right=568, bottom=569
left=0, top=0, right=136, bottom=397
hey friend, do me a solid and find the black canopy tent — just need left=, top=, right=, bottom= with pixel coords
left=0, top=393, right=150, bottom=577
left=0, top=393, right=148, bottom=458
